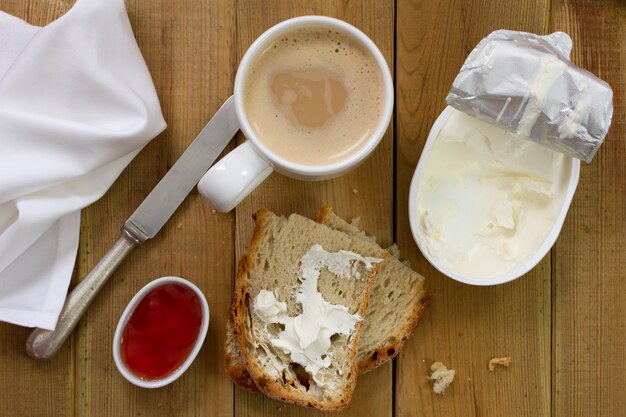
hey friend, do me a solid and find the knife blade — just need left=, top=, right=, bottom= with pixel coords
left=124, top=95, right=238, bottom=242
left=25, top=96, right=239, bottom=360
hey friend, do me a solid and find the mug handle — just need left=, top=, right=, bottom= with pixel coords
left=197, top=141, right=273, bottom=212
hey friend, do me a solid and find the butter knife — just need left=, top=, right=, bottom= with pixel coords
left=26, top=96, right=239, bottom=360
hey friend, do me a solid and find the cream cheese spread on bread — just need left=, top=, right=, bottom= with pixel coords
left=254, top=290, right=288, bottom=323
left=253, top=244, right=382, bottom=387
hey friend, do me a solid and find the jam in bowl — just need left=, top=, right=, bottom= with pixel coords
left=112, top=276, right=209, bottom=388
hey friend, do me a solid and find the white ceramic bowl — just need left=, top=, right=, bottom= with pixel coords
left=112, top=276, right=210, bottom=388
left=408, top=106, right=581, bottom=286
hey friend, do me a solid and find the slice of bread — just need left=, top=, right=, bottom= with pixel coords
left=231, top=209, right=388, bottom=410
left=225, top=207, right=430, bottom=392
left=317, top=206, right=430, bottom=372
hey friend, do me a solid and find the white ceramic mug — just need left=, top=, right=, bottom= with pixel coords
left=197, top=16, right=394, bottom=212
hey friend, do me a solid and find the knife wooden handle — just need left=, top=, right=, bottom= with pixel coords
left=25, top=230, right=138, bottom=360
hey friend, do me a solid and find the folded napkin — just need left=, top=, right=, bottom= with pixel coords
left=0, top=0, right=166, bottom=329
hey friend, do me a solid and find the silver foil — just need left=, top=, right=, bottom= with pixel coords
left=445, top=30, right=613, bottom=163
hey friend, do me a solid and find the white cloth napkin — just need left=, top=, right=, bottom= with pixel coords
left=0, top=0, right=166, bottom=329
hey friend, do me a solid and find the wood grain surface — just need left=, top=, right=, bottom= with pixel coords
left=0, top=0, right=623, bottom=416
left=550, top=1, right=626, bottom=417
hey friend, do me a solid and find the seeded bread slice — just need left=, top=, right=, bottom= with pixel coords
left=225, top=207, right=430, bottom=391
left=231, top=209, right=388, bottom=410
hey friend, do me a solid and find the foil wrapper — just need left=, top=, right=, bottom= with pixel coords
left=446, top=30, right=613, bottom=163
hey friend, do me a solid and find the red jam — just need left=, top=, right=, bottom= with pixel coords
left=120, top=283, right=203, bottom=380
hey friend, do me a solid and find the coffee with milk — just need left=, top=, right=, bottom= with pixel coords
left=243, top=26, right=385, bottom=166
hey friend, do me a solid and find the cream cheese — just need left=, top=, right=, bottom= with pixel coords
left=253, top=290, right=288, bottom=323
left=253, top=244, right=382, bottom=387
left=416, top=109, right=571, bottom=280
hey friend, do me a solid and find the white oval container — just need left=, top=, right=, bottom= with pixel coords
left=408, top=106, right=581, bottom=286
left=112, top=276, right=210, bottom=388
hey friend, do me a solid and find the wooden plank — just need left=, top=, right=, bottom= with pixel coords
left=0, top=3, right=75, bottom=417
left=395, top=1, right=553, bottom=416
left=0, top=322, right=74, bottom=417
left=233, top=1, right=394, bottom=416
left=73, top=1, right=236, bottom=416
left=550, top=2, right=626, bottom=416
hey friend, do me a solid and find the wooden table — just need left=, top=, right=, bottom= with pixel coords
left=1, top=1, right=624, bottom=416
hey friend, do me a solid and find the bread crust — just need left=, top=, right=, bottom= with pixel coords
left=230, top=209, right=385, bottom=410
left=224, top=302, right=258, bottom=392
left=357, top=293, right=431, bottom=373
left=314, top=204, right=334, bottom=224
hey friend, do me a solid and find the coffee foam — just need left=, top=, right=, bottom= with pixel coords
left=243, top=26, right=385, bottom=166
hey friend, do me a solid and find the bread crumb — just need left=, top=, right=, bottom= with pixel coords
left=489, top=356, right=512, bottom=371
left=352, top=188, right=358, bottom=194
left=211, top=209, right=217, bottom=214
left=429, top=362, right=455, bottom=395
left=176, top=222, right=183, bottom=230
